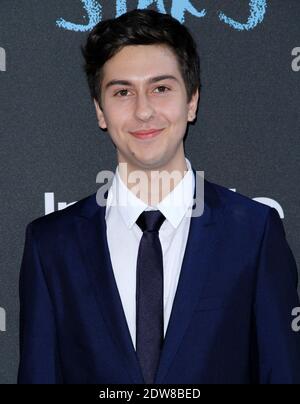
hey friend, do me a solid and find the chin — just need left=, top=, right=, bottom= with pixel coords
left=139, top=158, right=168, bottom=171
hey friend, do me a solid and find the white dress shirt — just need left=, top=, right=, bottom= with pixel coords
left=105, top=157, right=195, bottom=350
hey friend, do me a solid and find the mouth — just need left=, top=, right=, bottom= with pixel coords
left=129, top=128, right=164, bottom=140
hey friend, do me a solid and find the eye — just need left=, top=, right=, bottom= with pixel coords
left=114, top=89, right=131, bottom=97
left=153, top=86, right=170, bottom=93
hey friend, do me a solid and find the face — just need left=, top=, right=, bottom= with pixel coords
left=94, top=44, right=199, bottom=173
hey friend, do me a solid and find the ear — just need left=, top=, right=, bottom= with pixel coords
left=187, top=89, right=200, bottom=122
left=93, top=98, right=107, bottom=129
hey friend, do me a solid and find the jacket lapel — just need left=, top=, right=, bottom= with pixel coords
left=154, top=171, right=225, bottom=383
left=75, top=187, right=145, bottom=384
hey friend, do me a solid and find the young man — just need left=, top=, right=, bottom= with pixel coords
left=18, top=9, right=300, bottom=384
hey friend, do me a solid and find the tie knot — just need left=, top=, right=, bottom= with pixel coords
left=136, top=210, right=166, bottom=233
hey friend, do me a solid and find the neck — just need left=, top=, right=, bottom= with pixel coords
left=118, top=148, right=188, bottom=206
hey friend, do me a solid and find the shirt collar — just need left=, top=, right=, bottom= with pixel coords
left=105, top=157, right=195, bottom=229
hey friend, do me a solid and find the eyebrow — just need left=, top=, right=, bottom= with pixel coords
left=104, top=75, right=180, bottom=90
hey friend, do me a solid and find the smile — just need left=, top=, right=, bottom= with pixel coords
left=129, top=129, right=164, bottom=140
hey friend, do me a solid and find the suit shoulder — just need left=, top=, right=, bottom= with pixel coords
left=207, top=179, right=272, bottom=225
left=26, top=192, right=98, bottom=236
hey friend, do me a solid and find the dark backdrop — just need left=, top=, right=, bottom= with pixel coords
left=0, top=0, right=299, bottom=383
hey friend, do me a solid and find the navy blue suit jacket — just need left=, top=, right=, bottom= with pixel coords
left=18, top=174, right=300, bottom=384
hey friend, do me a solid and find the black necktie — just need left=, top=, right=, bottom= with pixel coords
left=135, top=210, right=166, bottom=384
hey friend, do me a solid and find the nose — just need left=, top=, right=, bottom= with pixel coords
left=134, top=92, right=155, bottom=121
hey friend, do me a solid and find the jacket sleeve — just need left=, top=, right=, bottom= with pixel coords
left=18, top=222, right=63, bottom=384
left=254, top=207, right=300, bottom=384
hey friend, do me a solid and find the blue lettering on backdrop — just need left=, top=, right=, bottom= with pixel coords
left=116, top=0, right=128, bottom=17
left=218, top=0, right=267, bottom=31
left=56, top=0, right=102, bottom=32
left=170, top=0, right=206, bottom=24
left=56, top=0, right=267, bottom=32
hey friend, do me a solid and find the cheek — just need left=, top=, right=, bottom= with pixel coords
left=104, top=106, right=129, bottom=130
left=163, top=100, right=189, bottom=126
